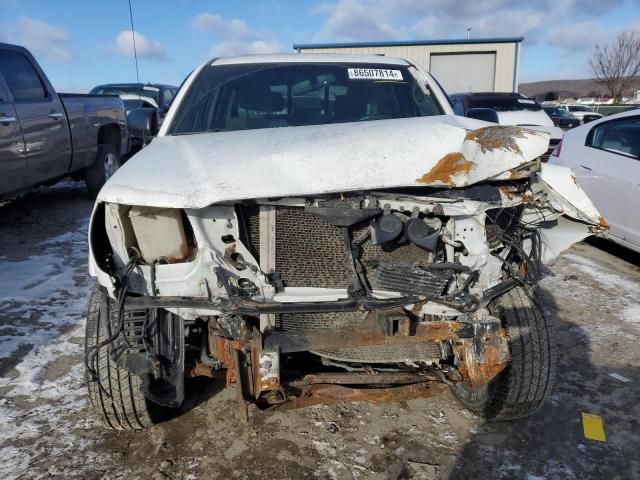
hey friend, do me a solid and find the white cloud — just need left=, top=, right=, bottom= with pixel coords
left=311, top=0, right=628, bottom=45
left=191, top=12, right=282, bottom=57
left=114, top=30, right=166, bottom=60
left=308, top=0, right=639, bottom=80
left=547, top=21, right=605, bottom=53
left=547, top=21, right=640, bottom=57
left=312, top=1, right=397, bottom=41
left=191, top=13, right=248, bottom=37
left=211, top=39, right=282, bottom=57
left=4, top=16, right=71, bottom=62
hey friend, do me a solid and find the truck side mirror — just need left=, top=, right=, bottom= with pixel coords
left=466, top=107, right=499, bottom=124
left=127, top=107, right=159, bottom=139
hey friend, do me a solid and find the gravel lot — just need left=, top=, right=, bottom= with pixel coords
left=1, top=182, right=639, bottom=480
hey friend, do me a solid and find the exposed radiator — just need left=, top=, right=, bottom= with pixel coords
left=238, top=205, right=446, bottom=363
left=240, top=206, right=440, bottom=291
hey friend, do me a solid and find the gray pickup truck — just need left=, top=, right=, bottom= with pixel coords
left=0, top=43, right=129, bottom=199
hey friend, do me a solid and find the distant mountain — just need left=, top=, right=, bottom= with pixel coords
left=519, top=77, right=640, bottom=100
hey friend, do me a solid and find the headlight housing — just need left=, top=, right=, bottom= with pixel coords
left=105, top=204, right=193, bottom=265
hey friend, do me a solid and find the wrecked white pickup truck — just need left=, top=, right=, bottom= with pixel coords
left=84, top=54, right=605, bottom=430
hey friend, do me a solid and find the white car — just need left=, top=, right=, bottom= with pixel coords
left=556, top=105, right=604, bottom=124
left=550, top=109, right=640, bottom=252
left=84, top=53, right=604, bottom=430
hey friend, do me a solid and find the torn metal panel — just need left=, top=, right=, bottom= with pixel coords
left=454, top=328, right=511, bottom=387
left=537, top=163, right=605, bottom=228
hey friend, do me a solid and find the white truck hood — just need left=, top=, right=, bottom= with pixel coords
left=99, top=115, right=550, bottom=209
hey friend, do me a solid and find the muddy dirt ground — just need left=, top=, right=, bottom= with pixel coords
left=1, top=182, right=639, bottom=480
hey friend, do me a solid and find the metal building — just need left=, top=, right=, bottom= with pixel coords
left=293, top=37, right=523, bottom=95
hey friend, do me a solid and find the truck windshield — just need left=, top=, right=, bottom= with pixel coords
left=169, top=63, right=443, bottom=135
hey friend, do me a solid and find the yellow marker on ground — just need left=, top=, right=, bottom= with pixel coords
left=582, top=413, right=606, bottom=442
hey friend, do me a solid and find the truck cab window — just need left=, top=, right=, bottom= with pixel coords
left=0, top=50, right=47, bottom=101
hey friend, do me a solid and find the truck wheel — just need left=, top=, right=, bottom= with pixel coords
left=450, top=286, right=555, bottom=420
left=85, top=285, right=161, bottom=430
left=85, top=144, right=120, bottom=199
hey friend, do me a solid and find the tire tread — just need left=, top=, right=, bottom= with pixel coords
left=85, top=285, right=154, bottom=430
left=452, top=286, right=556, bottom=421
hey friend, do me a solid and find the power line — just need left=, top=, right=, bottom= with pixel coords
left=128, top=0, right=140, bottom=83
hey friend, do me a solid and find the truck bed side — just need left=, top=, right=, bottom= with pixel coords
left=59, top=93, right=128, bottom=173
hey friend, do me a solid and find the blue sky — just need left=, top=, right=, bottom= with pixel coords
left=1, top=0, right=638, bottom=92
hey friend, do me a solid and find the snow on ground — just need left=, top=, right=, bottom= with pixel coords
left=0, top=201, right=104, bottom=479
left=0, top=227, right=87, bottom=359
left=542, top=252, right=640, bottom=339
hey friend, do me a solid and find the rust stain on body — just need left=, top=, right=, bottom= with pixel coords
left=416, top=152, right=474, bottom=184
left=465, top=126, right=536, bottom=156
left=454, top=329, right=511, bottom=388
left=499, top=186, right=535, bottom=204
left=593, top=216, right=609, bottom=237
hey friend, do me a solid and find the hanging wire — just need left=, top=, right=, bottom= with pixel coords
left=128, top=0, right=140, bottom=83
left=84, top=254, right=139, bottom=399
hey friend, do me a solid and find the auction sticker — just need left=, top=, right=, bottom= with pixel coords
left=348, top=68, right=403, bottom=80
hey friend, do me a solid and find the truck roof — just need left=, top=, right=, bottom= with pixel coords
left=210, top=53, right=412, bottom=67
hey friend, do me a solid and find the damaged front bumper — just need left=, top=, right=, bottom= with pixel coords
left=170, top=304, right=511, bottom=411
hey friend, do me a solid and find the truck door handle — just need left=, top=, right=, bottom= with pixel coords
left=580, top=165, right=592, bottom=171
left=48, top=111, right=63, bottom=120
left=0, top=114, right=17, bottom=124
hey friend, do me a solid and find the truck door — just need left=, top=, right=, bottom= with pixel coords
left=0, top=48, right=71, bottom=186
left=0, top=73, right=27, bottom=194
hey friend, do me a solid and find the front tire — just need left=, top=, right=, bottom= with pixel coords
left=451, top=286, right=555, bottom=420
left=84, top=285, right=159, bottom=430
left=85, top=144, right=120, bottom=199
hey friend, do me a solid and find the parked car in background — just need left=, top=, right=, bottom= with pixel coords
left=90, top=83, right=177, bottom=151
left=89, top=83, right=177, bottom=117
left=542, top=105, right=580, bottom=130
left=84, top=53, right=604, bottom=431
left=555, top=104, right=603, bottom=124
left=0, top=43, right=129, bottom=199
left=450, top=92, right=563, bottom=160
left=550, top=109, right=640, bottom=252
